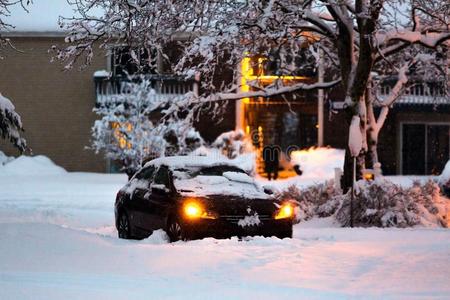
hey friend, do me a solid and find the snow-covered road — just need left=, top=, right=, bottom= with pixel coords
left=0, top=161, right=449, bottom=299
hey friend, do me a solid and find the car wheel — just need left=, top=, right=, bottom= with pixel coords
left=118, top=212, right=131, bottom=239
left=276, top=229, right=293, bottom=239
left=167, top=216, right=186, bottom=242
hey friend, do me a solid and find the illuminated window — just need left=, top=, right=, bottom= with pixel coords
left=111, top=122, right=132, bottom=149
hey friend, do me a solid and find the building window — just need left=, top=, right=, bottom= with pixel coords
left=402, top=123, right=450, bottom=175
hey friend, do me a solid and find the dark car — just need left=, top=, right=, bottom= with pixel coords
left=115, top=156, right=294, bottom=242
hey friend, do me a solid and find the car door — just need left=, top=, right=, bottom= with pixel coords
left=144, top=165, right=174, bottom=230
left=130, top=166, right=155, bottom=233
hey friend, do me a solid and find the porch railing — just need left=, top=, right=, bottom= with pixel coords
left=94, top=73, right=196, bottom=103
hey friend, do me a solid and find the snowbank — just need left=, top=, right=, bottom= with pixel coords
left=0, top=155, right=66, bottom=176
left=439, top=160, right=450, bottom=185
left=0, top=151, right=13, bottom=166
left=1, top=159, right=450, bottom=298
left=290, top=147, right=345, bottom=179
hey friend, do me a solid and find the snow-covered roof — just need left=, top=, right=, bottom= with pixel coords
left=145, top=155, right=244, bottom=171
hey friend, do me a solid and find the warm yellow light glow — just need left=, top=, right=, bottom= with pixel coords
left=183, top=201, right=217, bottom=220
left=364, top=173, right=374, bottom=181
left=111, top=122, right=132, bottom=149
left=246, top=75, right=309, bottom=82
left=275, top=203, right=294, bottom=220
left=184, top=203, right=202, bottom=218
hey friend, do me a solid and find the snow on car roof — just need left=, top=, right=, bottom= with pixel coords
left=144, top=155, right=244, bottom=171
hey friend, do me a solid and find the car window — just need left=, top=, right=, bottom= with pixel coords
left=153, top=166, right=171, bottom=188
left=135, top=166, right=156, bottom=180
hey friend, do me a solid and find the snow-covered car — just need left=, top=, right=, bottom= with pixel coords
left=115, top=156, right=294, bottom=242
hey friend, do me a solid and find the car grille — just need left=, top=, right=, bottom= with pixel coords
left=220, top=215, right=272, bottom=224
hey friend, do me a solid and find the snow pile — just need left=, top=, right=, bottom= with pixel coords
left=0, top=151, right=13, bottom=166
left=290, top=147, right=345, bottom=179
left=142, top=229, right=169, bottom=244
left=237, top=212, right=261, bottom=227
left=0, top=155, right=66, bottom=176
left=439, top=160, right=450, bottom=186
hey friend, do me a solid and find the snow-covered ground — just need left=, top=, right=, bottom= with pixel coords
left=1, top=156, right=449, bottom=299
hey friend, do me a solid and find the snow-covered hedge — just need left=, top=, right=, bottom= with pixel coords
left=275, top=180, right=342, bottom=223
left=336, top=179, right=449, bottom=228
left=279, top=178, right=449, bottom=228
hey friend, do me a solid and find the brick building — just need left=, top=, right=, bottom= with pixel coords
left=1, top=3, right=449, bottom=175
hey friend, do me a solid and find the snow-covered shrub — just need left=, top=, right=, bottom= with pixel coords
left=276, top=177, right=449, bottom=228
left=336, top=179, right=449, bottom=228
left=276, top=181, right=342, bottom=223
left=211, top=130, right=253, bottom=159
left=0, top=93, right=26, bottom=152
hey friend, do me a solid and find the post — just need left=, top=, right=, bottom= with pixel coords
left=317, top=48, right=324, bottom=147
left=350, top=156, right=356, bottom=227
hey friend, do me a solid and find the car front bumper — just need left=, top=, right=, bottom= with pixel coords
left=180, top=217, right=293, bottom=239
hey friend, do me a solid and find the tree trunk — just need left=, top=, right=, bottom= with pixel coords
left=367, top=129, right=379, bottom=169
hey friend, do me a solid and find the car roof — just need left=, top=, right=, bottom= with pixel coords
left=143, top=155, right=244, bottom=172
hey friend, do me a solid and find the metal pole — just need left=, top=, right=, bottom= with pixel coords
left=350, top=156, right=356, bottom=227
left=317, top=48, right=324, bottom=147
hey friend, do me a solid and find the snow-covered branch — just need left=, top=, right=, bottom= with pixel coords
left=0, top=93, right=26, bottom=152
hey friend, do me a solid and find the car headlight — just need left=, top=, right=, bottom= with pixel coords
left=183, top=201, right=217, bottom=220
left=274, top=203, right=294, bottom=220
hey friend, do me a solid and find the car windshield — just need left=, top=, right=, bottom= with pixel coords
left=171, top=164, right=267, bottom=198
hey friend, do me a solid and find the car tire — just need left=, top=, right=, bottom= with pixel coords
left=276, top=229, right=293, bottom=239
left=117, top=211, right=131, bottom=239
left=167, top=216, right=188, bottom=242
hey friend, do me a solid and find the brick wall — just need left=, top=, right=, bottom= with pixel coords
left=0, top=36, right=107, bottom=172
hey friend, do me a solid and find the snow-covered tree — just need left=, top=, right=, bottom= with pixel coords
left=0, top=0, right=28, bottom=152
left=57, top=0, right=450, bottom=190
left=92, top=77, right=203, bottom=177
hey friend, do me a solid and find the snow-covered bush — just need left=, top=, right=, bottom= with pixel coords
left=276, top=181, right=342, bottom=223
left=276, top=178, right=449, bottom=228
left=211, top=130, right=253, bottom=159
left=0, top=93, right=26, bottom=152
left=336, top=179, right=449, bottom=228
left=92, top=78, right=203, bottom=176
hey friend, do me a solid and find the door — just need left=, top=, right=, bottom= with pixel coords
left=402, top=124, right=426, bottom=175
left=402, top=123, right=450, bottom=175
left=427, top=125, right=450, bottom=175
left=143, top=166, right=173, bottom=230
left=130, top=166, right=155, bottom=233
